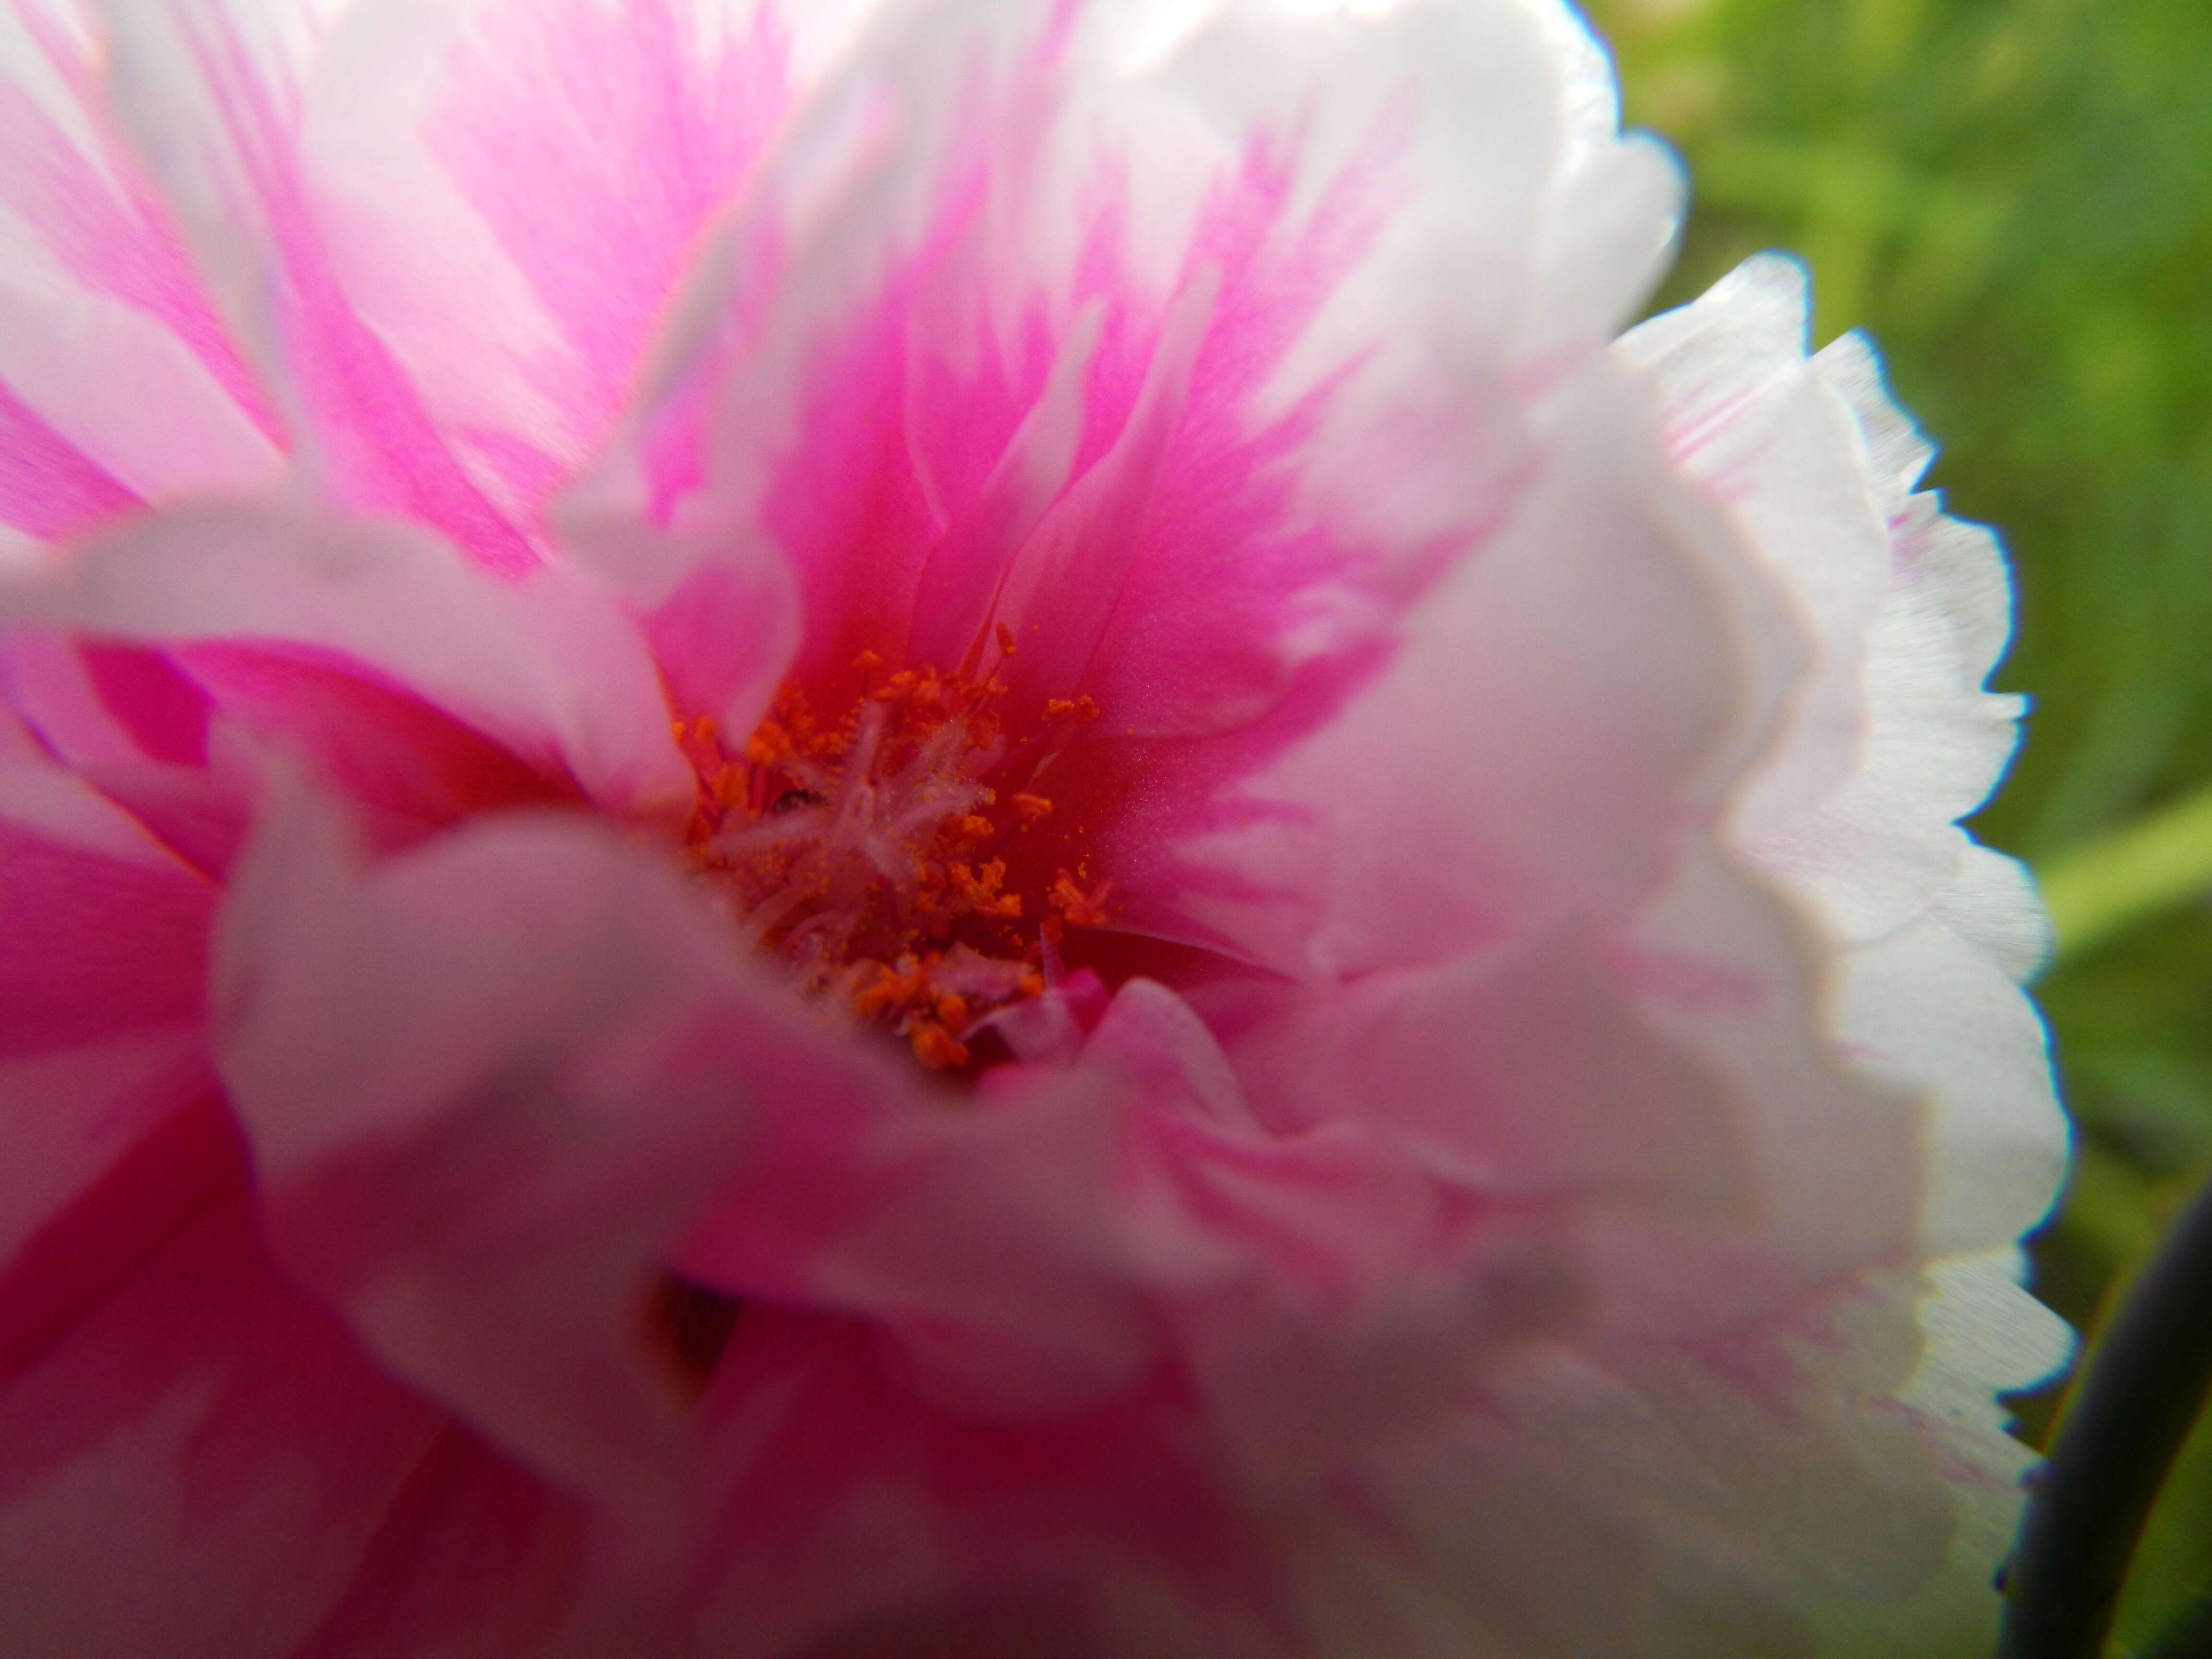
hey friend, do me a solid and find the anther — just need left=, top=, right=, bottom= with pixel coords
left=1050, top=870, right=1112, bottom=928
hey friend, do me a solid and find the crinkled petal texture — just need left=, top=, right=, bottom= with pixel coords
left=0, top=1, right=2064, bottom=1656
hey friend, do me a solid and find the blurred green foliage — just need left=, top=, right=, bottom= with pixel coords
left=1581, top=0, right=2212, bottom=1649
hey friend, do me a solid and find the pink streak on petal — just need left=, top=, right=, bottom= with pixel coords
left=761, top=264, right=984, bottom=678
left=693, top=1309, right=1276, bottom=1655
left=638, top=549, right=800, bottom=735
left=176, top=642, right=585, bottom=851
left=0, top=1036, right=208, bottom=1267
left=161, top=3, right=538, bottom=572
left=0, top=1190, right=463, bottom=1659
left=996, top=131, right=1419, bottom=741
left=274, top=255, right=542, bottom=576
left=427, top=0, right=793, bottom=451
left=21, top=502, right=692, bottom=816
left=216, top=795, right=901, bottom=1514
left=991, top=265, right=1220, bottom=711
left=0, top=817, right=214, bottom=1059
left=0, top=11, right=280, bottom=446
left=1601, top=939, right=1768, bottom=1015
left=0, top=633, right=254, bottom=880
left=904, top=301, right=1103, bottom=670
left=288, top=1422, right=584, bottom=1659
left=0, top=381, right=140, bottom=538
left=0, top=1087, right=237, bottom=1389
left=79, top=643, right=213, bottom=767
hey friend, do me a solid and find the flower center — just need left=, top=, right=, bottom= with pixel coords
left=670, top=648, right=1110, bottom=1070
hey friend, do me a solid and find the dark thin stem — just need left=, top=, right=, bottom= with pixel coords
left=1998, top=1169, right=2212, bottom=1659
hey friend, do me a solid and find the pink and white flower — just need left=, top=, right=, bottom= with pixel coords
left=0, top=1, right=2068, bottom=1655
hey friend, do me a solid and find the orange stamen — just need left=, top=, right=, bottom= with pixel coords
left=671, top=660, right=1106, bottom=1071
left=1042, top=694, right=1100, bottom=722
left=1049, top=870, right=1112, bottom=928
left=909, top=1021, right=970, bottom=1070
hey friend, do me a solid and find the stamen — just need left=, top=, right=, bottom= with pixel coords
left=673, top=664, right=1111, bottom=1070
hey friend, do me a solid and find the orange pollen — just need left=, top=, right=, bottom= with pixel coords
left=1049, top=869, right=1113, bottom=929
left=909, top=1021, right=970, bottom=1070
left=675, top=665, right=1110, bottom=1070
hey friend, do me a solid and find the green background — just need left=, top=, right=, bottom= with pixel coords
left=1581, top=0, right=2212, bottom=1648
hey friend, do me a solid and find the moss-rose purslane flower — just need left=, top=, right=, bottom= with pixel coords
left=0, top=0, right=2068, bottom=1654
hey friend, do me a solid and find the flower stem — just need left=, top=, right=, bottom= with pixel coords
left=1998, top=1169, right=2212, bottom=1659
left=2037, top=784, right=2212, bottom=965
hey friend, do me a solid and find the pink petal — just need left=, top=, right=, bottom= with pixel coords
left=0, top=382, right=140, bottom=540
left=5, top=500, right=692, bottom=815
left=571, top=0, right=1682, bottom=801
left=0, top=703, right=218, bottom=1256
left=296, top=0, right=804, bottom=517
left=94, top=0, right=536, bottom=567
left=177, top=642, right=585, bottom=853
left=681, top=1309, right=1273, bottom=1659
left=214, top=780, right=896, bottom=1508
left=0, top=1142, right=483, bottom=1659
left=0, top=1223, right=581, bottom=1659
left=0, top=1, right=281, bottom=519
left=2, top=629, right=254, bottom=875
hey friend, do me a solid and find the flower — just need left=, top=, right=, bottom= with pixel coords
left=0, top=0, right=2068, bottom=1654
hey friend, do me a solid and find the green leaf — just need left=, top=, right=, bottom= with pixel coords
left=2038, top=786, right=2212, bottom=965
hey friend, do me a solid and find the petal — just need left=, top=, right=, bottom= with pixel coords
left=0, top=712, right=562, bottom=1659
left=92, top=0, right=537, bottom=568
left=1618, top=247, right=2066, bottom=1291
left=1623, top=254, right=2029, bottom=950
left=0, top=1141, right=506, bottom=1659
left=1473, top=1280, right=1951, bottom=1628
left=1930, top=842, right=2051, bottom=986
left=1619, top=256, right=1896, bottom=850
left=81, top=0, right=888, bottom=565
left=214, top=777, right=903, bottom=1513
left=1835, top=912, right=2067, bottom=1260
left=1581, top=844, right=1922, bottom=1327
left=3, top=500, right=693, bottom=815
left=0, top=0, right=281, bottom=529
left=679, top=1309, right=1272, bottom=1659
left=0, top=700, right=219, bottom=1255
left=677, top=1061, right=1165, bottom=1419
left=1165, top=359, right=1769, bottom=979
left=294, top=0, right=862, bottom=525
left=1, top=629, right=254, bottom=873
left=570, top=0, right=1683, bottom=824
left=1809, top=1249, right=2071, bottom=1657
